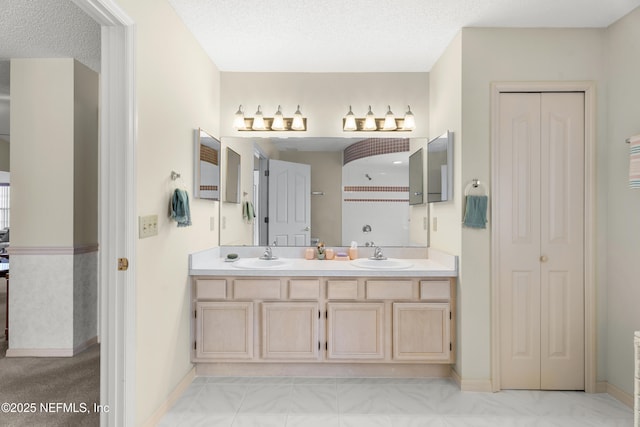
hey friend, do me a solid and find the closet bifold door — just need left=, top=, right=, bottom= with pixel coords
left=497, top=92, right=584, bottom=390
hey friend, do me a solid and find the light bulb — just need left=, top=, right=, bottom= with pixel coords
left=343, top=105, right=357, bottom=131
left=271, top=105, right=285, bottom=131
left=291, top=105, right=305, bottom=130
left=363, top=105, right=376, bottom=131
left=252, top=105, right=266, bottom=130
left=403, top=105, right=416, bottom=130
left=383, top=105, right=397, bottom=130
left=233, top=105, right=245, bottom=130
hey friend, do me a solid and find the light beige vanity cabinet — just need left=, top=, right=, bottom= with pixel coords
left=261, top=302, right=319, bottom=360
left=191, top=276, right=456, bottom=366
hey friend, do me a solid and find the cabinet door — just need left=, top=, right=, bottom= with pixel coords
left=261, top=302, right=319, bottom=360
left=196, top=302, right=253, bottom=360
left=327, top=303, right=384, bottom=360
left=393, top=303, right=450, bottom=362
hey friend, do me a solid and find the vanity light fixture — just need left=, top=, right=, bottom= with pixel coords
left=234, top=104, right=307, bottom=131
left=342, top=105, right=415, bottom=132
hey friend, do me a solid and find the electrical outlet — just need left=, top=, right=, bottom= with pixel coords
left=222, top=216, right=227, bottom=229
left=210, top=216, right=216, bottom=231
left=433, top=217, right=438, bottom=232
left=423, top=216, right=428, bottom=230
left=138, top=214, right=158, bottom=238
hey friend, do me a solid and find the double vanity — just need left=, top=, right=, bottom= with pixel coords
left=189, top=247, right=458, bottom=377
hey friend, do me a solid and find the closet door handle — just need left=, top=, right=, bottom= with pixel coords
left=540, top=255, right=548, bottom=263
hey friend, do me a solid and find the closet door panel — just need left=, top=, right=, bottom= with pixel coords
left=498, top=93, right=542, bottom=389
left=540, top=92, right=584, bottom=390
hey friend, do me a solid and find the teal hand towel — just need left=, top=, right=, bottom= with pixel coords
left=243, top=201, right=256, bottom=222
left=463, top=195, right=488, bottom=229
left=170, top=189, right=192, bottom=227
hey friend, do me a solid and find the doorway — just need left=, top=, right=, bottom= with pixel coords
left=490, top=82, right=597, bottom=393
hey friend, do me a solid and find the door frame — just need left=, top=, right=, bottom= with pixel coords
left=72, top=1, right=136, bottom=425
left=490, top=82, right=597, bottom=393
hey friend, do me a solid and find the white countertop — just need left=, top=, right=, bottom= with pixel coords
left=189, top=247, right=457, bottom=277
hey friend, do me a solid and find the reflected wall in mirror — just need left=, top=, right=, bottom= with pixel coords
left=409, top=148, right=424, bottom=205
left=220, top=137, right=428, bottom=247
left=194, top=129, right=221, bottom=200
left=225, top=147, right=241, bottom=203
left=427, top=131, right=454, bottom=203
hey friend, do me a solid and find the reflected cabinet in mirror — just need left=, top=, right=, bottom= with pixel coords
left=193, top=129, right=221, bottom=201
left=220, top=137, right=428, bottom=248
left=427, top=131, right=453, bottom=203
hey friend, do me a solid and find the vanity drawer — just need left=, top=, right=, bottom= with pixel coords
left=420, top=280, right=451, bottom=301
left=289, top=280, right=320, bottom=300
left=234, top=279, right=282, bottom=300
left=327, top=280, right=358, bottom=300
left=366, top=280, right=414, bottom=300
left=195, top=279, right=227, bottom=300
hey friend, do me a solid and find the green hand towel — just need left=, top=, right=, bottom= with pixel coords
left=463, top=195, right=488, bottom=229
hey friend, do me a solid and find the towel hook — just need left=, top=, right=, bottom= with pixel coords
left=464, top=179, right=487, bottom=196
left=170, top=171, right=181, bottom=181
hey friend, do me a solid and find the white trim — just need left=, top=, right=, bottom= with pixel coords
left=73, top=1, right=137, bottom=426
left=490, top=81, right=597, bottom=393
left=6, top=336, right=99, bottom=358
left=142, top=368, right=196, bottom=427
left=450, top=367, right=493, bottom=392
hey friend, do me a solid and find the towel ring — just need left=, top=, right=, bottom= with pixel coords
left=464, top=179, right=487, bottom=196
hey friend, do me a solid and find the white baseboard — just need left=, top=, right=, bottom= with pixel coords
left=143, top=367, right=196, bottom=427
left=6, top=336, right=98, bottom=358
left=450, top=367, right=493, bottom=392
left=604, top=381, right=634, bottom=408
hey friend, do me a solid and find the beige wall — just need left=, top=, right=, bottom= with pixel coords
left=113, top=0, right=222, bottom=424
left=0, top=139, right=8, bottom=171
left=73, top=61, right=99, bottom=246
left=279, top=151, right=343, bottom=246
left=604, top=6, right=640, bottom=397
left=427, top=32, right=463, bottom=371
left=10, top=58, right=75, bottom=247
left=457, top=28, right=607, bottom=381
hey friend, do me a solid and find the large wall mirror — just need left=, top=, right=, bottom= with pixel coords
left=220, top=137, right=427, bottom=247
left=193, top=128, right=220, bottom=200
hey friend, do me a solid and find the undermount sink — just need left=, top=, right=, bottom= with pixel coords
left=350, top=258, right=413, bottom=270
left=231, top=258, right=291, bottom=269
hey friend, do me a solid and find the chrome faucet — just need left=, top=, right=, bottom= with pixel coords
left=371, top=246, right=387, bottom=260
left=260, top=246, right=278, bottom=260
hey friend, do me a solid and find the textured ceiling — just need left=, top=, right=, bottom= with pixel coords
left=0, top=0, right=101, bottom=96
left=168, top=0, right=640, bottom=72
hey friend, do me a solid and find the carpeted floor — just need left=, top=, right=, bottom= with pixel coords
left=0, top=288, right=100, bottom=427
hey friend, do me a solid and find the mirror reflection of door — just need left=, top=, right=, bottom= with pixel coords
left=267, top=159, right=311, bottom=246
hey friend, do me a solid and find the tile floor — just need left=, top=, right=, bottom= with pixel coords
left=158, top=377, right=633, bottom=426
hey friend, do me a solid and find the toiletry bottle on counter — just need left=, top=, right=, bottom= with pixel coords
left=348, top=241, right=358, bottom=260
left=304, top=248, right=315, bottom=260
left=325, top=248, right=335, bottom=260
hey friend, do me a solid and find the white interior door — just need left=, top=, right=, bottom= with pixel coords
left=498, top=92, right=584, bottom=390
left=268, top=159, right=311, bottom=246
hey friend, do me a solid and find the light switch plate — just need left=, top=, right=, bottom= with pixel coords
left=139, top=214, right=158, bottom=238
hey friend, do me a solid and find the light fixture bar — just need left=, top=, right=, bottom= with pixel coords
left=237, top=117, right=308, bottom=131
left=342, top=117, right=411, bottom=131
left=342, top=105, right=415, bottom=131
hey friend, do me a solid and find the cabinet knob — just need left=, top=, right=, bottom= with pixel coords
left=540, top=255, right=548, bottom=263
